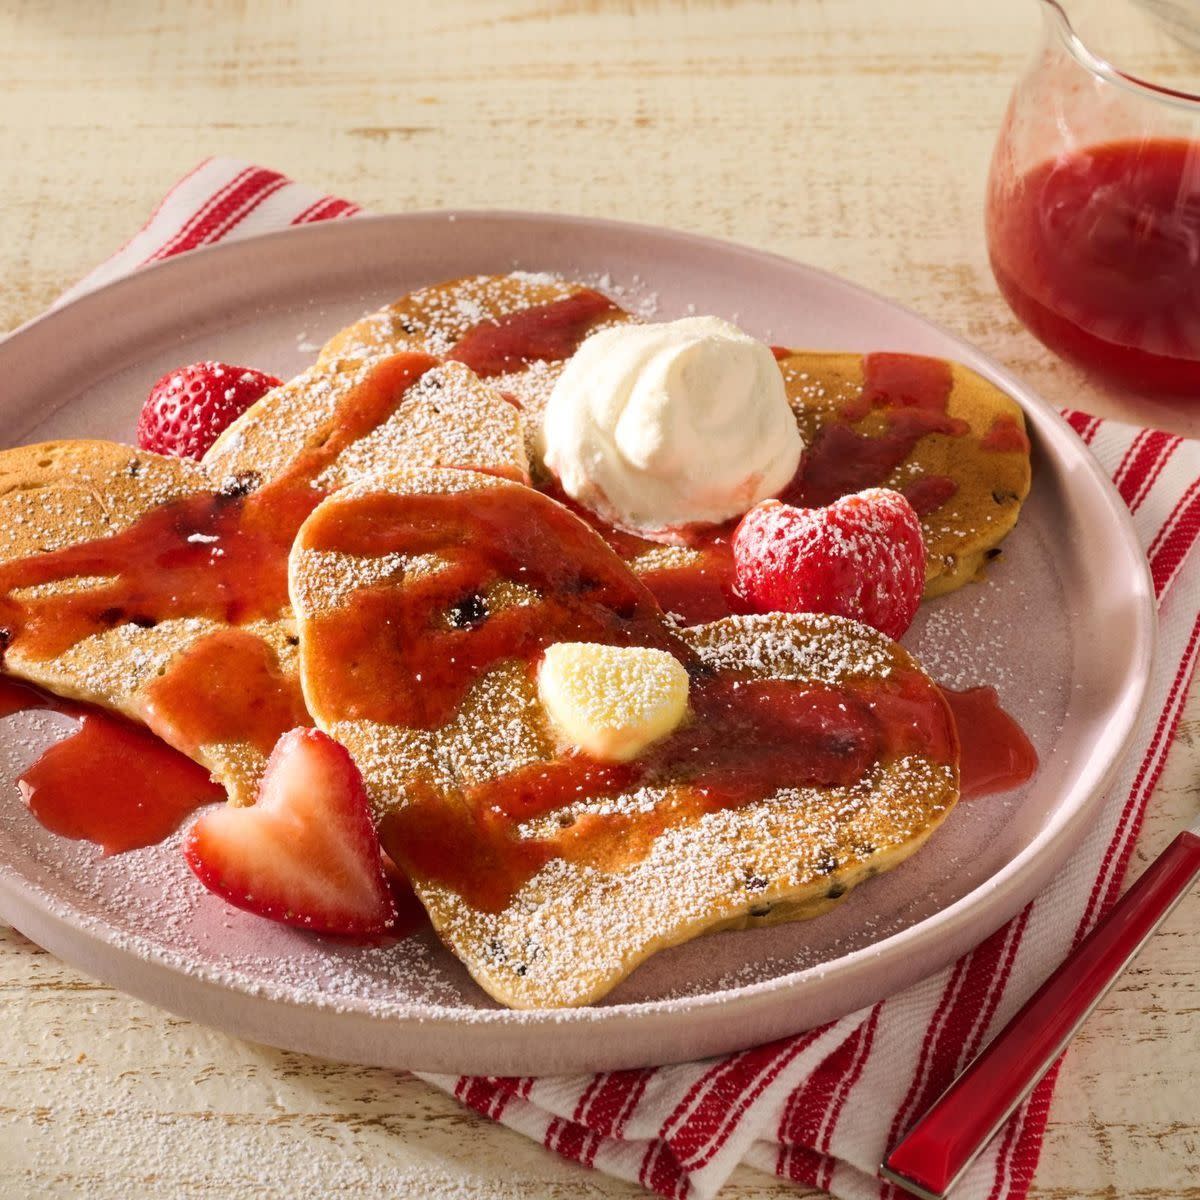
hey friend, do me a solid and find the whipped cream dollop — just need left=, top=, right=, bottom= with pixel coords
left=542, top=316, right=803, bottom=537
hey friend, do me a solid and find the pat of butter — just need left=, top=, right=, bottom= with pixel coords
left=538, top=642, right=689, bottom=763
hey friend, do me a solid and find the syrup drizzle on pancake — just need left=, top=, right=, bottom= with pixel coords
left=0, top=485, right=313, bottom=661
left=539, top=477, right=749, bottom=626
left=386, top=668, right=956, bottom=915
left=783, top=354, right=969, bottom=510
left=981, top=414, right=1033, bottom=454
left=141, top=629, right=311, bottom=757
left=298, top=485, right=683, bottom=729
left=297, top=478, right=959, bottom=916
left=0, top=353, right=442, bottom=791
left=447, top=289, right=619, bottom=378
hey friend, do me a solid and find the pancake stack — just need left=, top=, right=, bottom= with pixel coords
left=0, top=272, right=1033, bottom=1006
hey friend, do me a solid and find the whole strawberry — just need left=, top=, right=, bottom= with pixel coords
left=136, top=361, right=281, bottom=460
left=732, top=489, right=926, bottom=641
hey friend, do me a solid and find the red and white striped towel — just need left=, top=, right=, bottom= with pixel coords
left=47, top=158, right=1200, bottom=1200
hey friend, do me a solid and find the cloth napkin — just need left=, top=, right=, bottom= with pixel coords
left=43, top=158, right=1200, bottom=1200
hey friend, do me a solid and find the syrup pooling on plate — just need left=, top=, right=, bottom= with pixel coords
left=940, top=685, right=1038, bottom=800
left=298, top=478, right=959, bottom=915
left=0, top=677, right=223, bottom=854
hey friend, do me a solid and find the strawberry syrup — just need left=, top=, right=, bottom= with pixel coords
left=0, top=296, right=1036, bottom=885
left=781, top=354, right=969, bottom=511
left=447, top=288, right=620, bottom=376
left=939, top=685, right=1039, bottom=801
left=300, top=483, right=960, bottom=913
left=0, top=353, right=439, bottom=856
left=0, top=677, right=222, bottom=854
left=988, top=138, right=1200, bottom=394
left=141, top=629, right=311, bottom=757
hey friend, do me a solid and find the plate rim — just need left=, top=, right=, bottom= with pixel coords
left=0, top=209, right=1158, bottom=1049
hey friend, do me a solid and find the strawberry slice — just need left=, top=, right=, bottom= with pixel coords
left=184, top=728, right=397, bottom=935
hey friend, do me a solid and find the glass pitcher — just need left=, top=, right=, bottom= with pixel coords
left=986, top=0, right=1200, bottom=396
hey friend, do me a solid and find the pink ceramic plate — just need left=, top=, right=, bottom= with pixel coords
left=0, top=213, right=1155, bottom=1075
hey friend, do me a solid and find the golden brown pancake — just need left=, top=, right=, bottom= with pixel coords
left=290, top=467, right=960, bottom=1008
left=776, top=352, right=1032, bottom=596
left=273, top=273, right=1031, bottom=599
left=0, top=353, right=525, bottom=806
left=0, top=440, right=303, bottom=803
left=206, top=357, right=529, bottom=487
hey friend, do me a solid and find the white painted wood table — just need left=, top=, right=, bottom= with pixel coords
left=0, top=2, right=1196, bottom=1196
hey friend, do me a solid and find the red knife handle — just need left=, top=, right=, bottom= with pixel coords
left=882, top=829, right=1200, bottom=1200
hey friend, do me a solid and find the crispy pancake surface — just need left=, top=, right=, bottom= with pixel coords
left=290, top=467, right=960, bottom=1008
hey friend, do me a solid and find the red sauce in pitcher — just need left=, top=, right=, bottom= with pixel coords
left=988, top=138, right=1200, bottom=394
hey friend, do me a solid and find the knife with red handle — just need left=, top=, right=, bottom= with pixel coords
left=881, top=816, right=1200, bottom=1200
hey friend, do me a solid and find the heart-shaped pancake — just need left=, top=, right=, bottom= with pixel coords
left=290, top=467, right=959, bottom=1008
left=206, top=355, right=528, bottom=488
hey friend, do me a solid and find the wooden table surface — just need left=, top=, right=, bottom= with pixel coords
left=1, top=2, right=1197, bottom=1197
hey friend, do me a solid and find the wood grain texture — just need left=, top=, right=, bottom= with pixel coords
left=0, top=0, right=1197, bottom=1196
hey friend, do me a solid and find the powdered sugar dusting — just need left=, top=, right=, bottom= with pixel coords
left=682, top=612, right=894, bottom=683
left=290, top=550, right=442, bottom=618
left=315, top=363, right=527, bottom=489
left=0, top=269, right=1068, bottom=1043
left=0, top=473, right=1073, bottom=1033
left=293, top=475, right=956, bottom=1006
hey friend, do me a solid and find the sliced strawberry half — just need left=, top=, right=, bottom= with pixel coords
left=184, top=728, right=397, bottom=936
